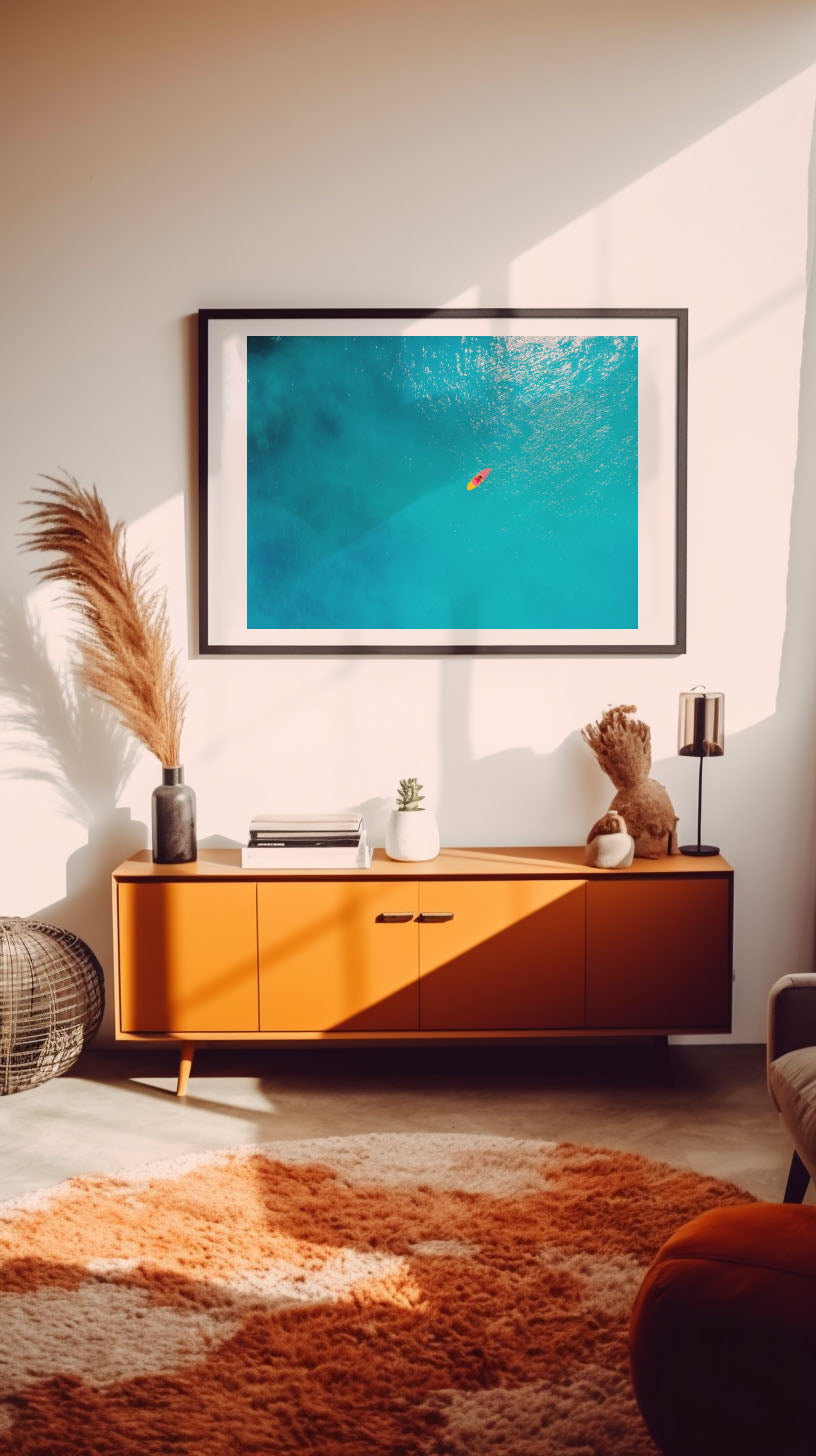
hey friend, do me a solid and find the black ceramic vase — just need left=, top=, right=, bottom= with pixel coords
left=152, top=765, right=197, bottom=864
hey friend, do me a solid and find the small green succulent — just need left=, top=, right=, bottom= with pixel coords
left=396, top=777, right=425, bottom=811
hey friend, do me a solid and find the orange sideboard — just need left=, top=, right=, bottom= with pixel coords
left=112, top=847, right=733, bottom=1093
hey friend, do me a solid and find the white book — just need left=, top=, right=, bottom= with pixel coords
left=241, top=837, right=372, bottom=870
left=250, top=812, right=363, bottom=832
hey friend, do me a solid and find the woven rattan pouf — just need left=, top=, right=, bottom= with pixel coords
left=0, top=917, right=104, bottom=1093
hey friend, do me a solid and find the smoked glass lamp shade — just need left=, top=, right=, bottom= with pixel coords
left=678, top=691, right=724, bottom=758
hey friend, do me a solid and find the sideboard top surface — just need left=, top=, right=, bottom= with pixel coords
left=113, top=847, right=733, bottom=881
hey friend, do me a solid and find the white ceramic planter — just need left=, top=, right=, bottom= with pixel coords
left=385, top=809, right=440, bottom=862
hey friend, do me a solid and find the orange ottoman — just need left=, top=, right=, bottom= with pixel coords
left=629, top=1203, right=816, bottom=1456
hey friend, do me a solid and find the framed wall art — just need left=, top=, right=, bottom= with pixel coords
left=198, top=308, right=687, bottom=655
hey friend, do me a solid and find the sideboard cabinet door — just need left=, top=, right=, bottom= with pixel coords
left=117, top=880, right=259, bottom=1033
left=585, top=878, right=731, bottom=1031
left=418, top=879, right=586, bottom=1030
left=258, top=880, right=420, bottom=1031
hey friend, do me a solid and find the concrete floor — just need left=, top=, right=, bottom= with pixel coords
left=0, top=1041, right=800, bottom=1204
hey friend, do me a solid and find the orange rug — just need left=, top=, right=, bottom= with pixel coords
left=0, top=1133, right=752, bottom=1455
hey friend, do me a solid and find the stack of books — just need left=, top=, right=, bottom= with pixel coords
left=240, top=813, right=372, bottom=869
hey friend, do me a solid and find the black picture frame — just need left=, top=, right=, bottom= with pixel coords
left=198, top=307, right=687, bottom=656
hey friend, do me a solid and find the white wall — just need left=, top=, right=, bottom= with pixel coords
left=1, top=0, right=815, bottom=1044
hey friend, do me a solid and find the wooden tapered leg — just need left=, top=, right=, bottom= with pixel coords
left=783, top=1149, right=810, bottom=1204
left=176, top=1042, right=196, bottom=1097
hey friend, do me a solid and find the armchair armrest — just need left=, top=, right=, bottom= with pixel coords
left=767, top=973, right=816, bottom=1070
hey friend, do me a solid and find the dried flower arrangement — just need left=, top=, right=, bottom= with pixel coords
left=582, top=703, right=678, bottom=859
left=20, top=473, right=186, bottom=769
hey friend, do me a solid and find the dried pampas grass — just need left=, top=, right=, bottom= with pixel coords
left=20, top=472, right=186, bottom=769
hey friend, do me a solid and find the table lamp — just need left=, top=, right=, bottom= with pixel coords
left=677, top=688, right=724, bottom=856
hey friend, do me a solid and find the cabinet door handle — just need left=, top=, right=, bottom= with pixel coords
left=376, top=912, right=415, bottom=923
left=417, top=911, right=455, bottom=922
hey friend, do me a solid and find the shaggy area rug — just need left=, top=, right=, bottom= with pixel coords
left=0, top=1133, right=752, bottom=1455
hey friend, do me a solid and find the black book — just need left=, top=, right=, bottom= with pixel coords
left=248, top=833, right=362, bottom=848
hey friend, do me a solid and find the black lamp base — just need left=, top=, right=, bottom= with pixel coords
left=680, top=843, right=720, bottom=857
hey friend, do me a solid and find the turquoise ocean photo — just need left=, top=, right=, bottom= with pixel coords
left=246, top=333, right=638, bottom=630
